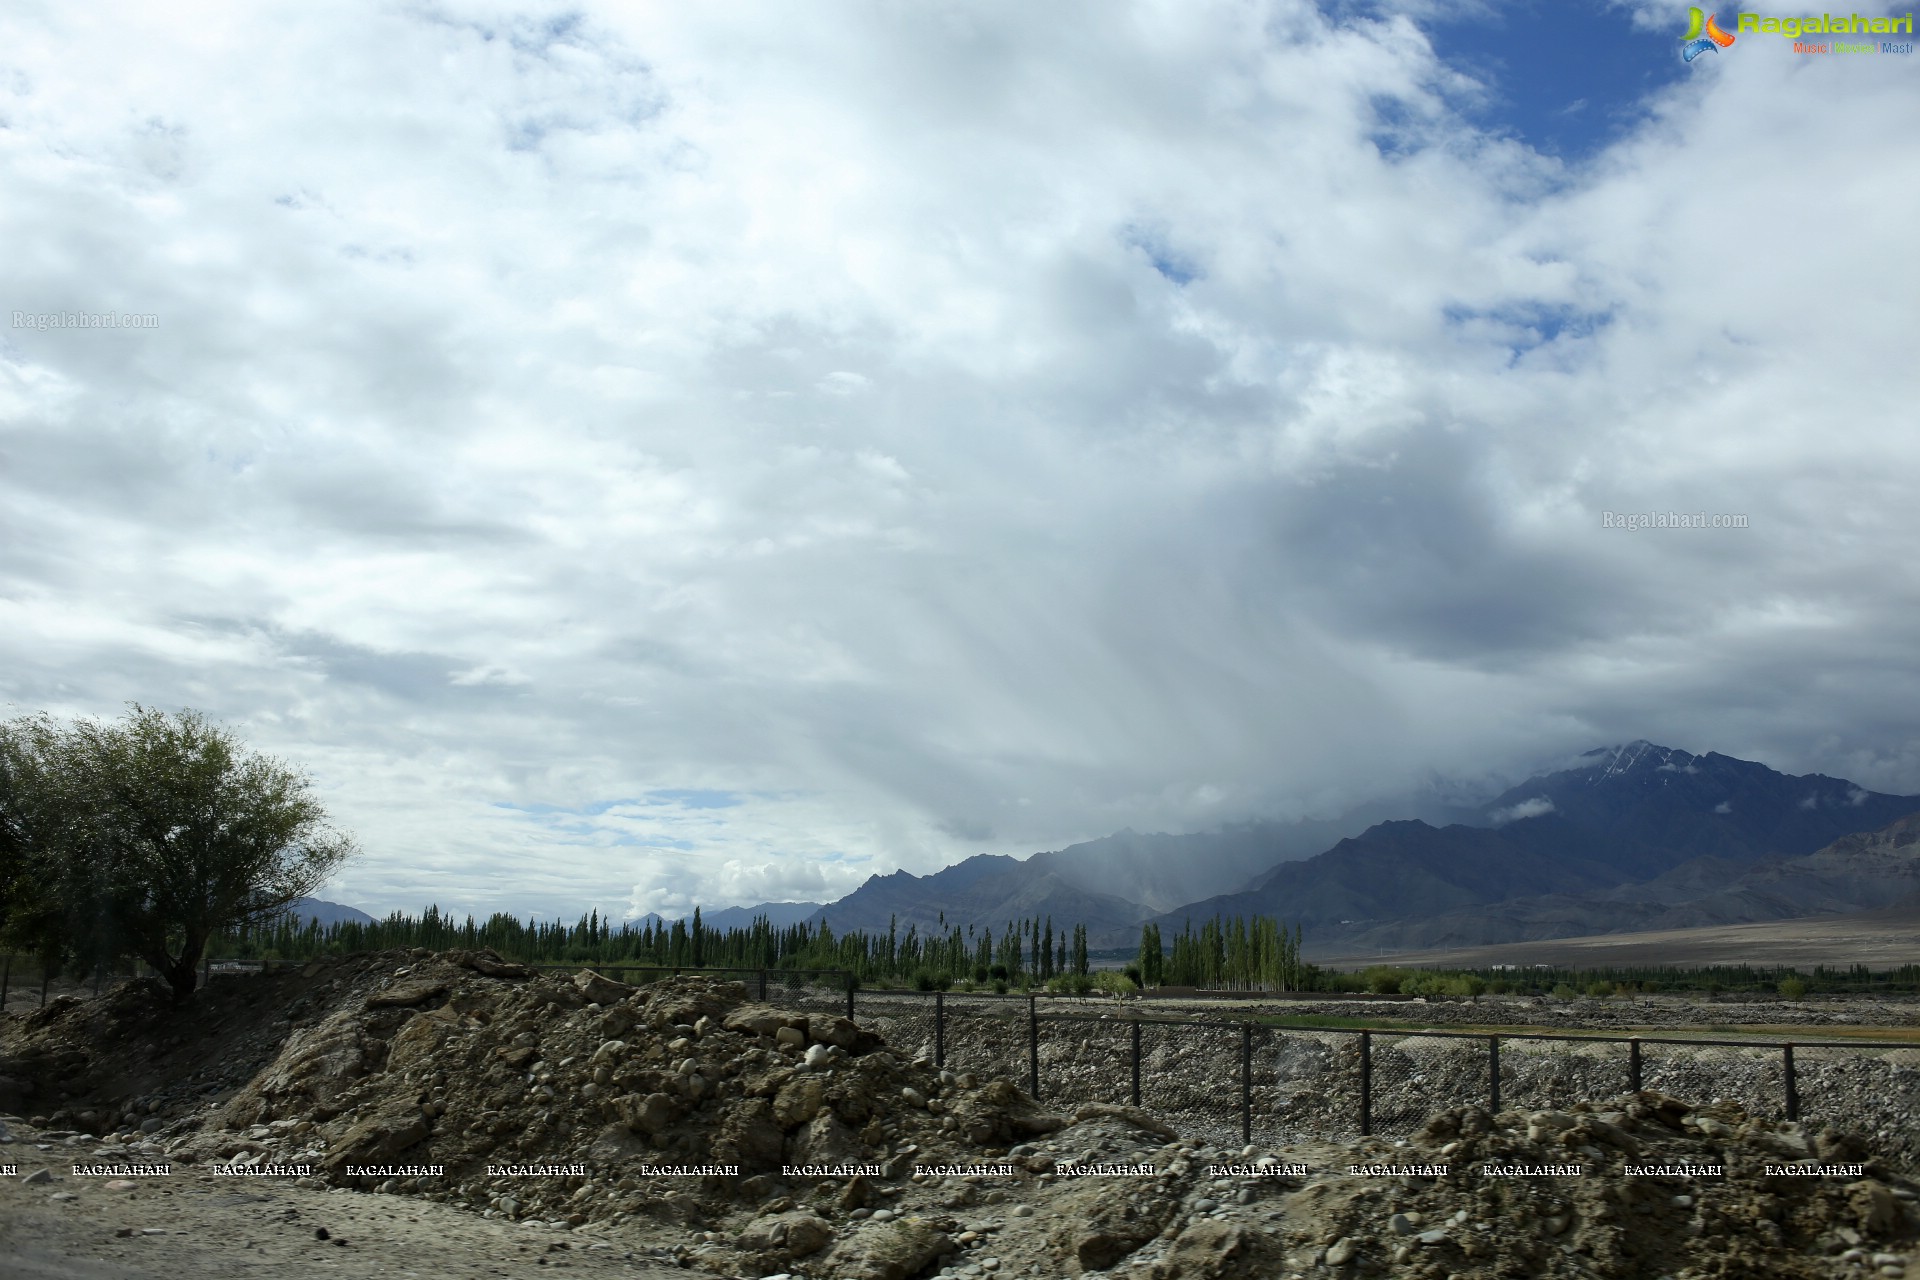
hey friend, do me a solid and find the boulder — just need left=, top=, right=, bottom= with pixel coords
left=739, top=1210, right=836, bottom=1258
left=816, top=1217, right=953, bottom=1280
left=1071, top=1102, right=1178, bottom=1140
left=1047, top=1179, right=1175, bottom=1271
left=446, top=949, right=529, bottom=979
left=573, top=970, right=638, bottom=1005
left=1151, top=1221, right=1265, bottom=1280
left=786, top=1111, right=866, bottom=1167
left=615, top=1092, right=679, bottom=1136
left=387, top=1013, right=451, bottom=1072
left=365, top=980, right=448, bottom=1009
left=772, top=1077, right=826, bottom=1128
left=322, top=1100, right=430, bottom=1174
left=712, top=1098, right=786, bottom=1171
left=724, top=1006, right=787, bottom=1038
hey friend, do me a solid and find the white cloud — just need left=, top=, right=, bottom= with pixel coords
left=1490, top=796, right=1556, bottom=825
left=1, top=1, right=1916, bottom=921
left=1713, top=801, right=1732, bottom=814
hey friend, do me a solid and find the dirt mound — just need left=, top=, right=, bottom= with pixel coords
left=5, top=952, right=1918, bottom=1279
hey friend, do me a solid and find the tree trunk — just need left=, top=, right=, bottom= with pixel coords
left=149, top=939, right=203, bottom=1005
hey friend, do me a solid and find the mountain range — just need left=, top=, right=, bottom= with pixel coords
left=755, top=741, right=1920, bottom=953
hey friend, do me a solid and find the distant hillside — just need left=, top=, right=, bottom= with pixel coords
left=284, top=897, right=375, bottom=927
left=1027, top=796, right=1481, bottom=913
left=810, top=853, right=1154, bottom=939
left=683, top=902, right=823, bottom=931
left=1154, top=742, right=1920, bottom=949
left=1332, top=808, right=1920, bottom=952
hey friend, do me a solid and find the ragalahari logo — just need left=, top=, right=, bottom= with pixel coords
left=1682, top=7, right=1739, bottom=59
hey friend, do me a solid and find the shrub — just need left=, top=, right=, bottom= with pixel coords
left=1586, top=981, right=1613, bottom=999
left=1778, top=976, right=1808, bottom=1000
left=1092, top=971, right=1138, bottom=996
left=1552, top=983, right=1576, bottom=1000
left=1122, top=964, right=1143, bottom=987
left=1364, top=967, right=1405, bottom=995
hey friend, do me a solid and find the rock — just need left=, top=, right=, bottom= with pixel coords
left=787, top=1111, right=865, bottom=1167
left=386, top=1012, right=451, bottom=1072
left=807, top=1014, right=866, bottom=1051
left=773, top=1078, right=826, bottom=1128
left=1416, top=1230, right=1449, bottom=1246
left=712, top=1099, right=785, bottom=1170
left=364, top=981, right=447, bottom=1009
left=1051, top=1180, right=1176, bottom=1271
left=24, top=1168, right=53, bottom=1185
left=816, top=1216, right=953, bottom=1280
left=900, top=1087, right=927, bottom=1109
left=1325, top=1237, right=1355, bottom=1265
left=723, top=1007, right=787, bottom=1038
left=447, top=949, right=529, bottom=979
left=614, top=1092, right=678, bottom=1136
left=584, top=1124, right=652, bottom=1164
left=740, top=1210, right=835, bottom=1258
left=804, top=1044, right=832, bottom=1070
left=1849, top=1181, right=1901, bottom=1236
left=775, top=1026, right=807, bottom=1051
left=572, top=970, right=636, bottom=1005
left=1152, top=1221, right=1262, bottom=1279
left=1388, top=1212, right=1418, bottom=1235
left=946, top=1080, right=1068, bottom=1145
left=322, top=1100, right=430, bottom=1174
left=1071, top=1103, right=1179, bottom=1140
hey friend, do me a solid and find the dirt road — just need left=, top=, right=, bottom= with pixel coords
left=0, top=1141, right=682, bottom=1280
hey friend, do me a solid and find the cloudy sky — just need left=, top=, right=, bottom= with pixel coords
left=4, top=1, right=1917, bottom=924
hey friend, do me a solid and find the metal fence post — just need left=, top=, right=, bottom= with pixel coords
left=1027, top=994, right=1040, bottom=1099
left=1359, top=1030, right=1372, bottom=1136
left=1629, top=1038, right=1642, bottom=1094
left=846, top=973, right=856, bottom=1021
left=934, top=991, right=946, bottom=1068
left=1783, top=1044, right=1799, bottom=1122
left=202, top=955, right=211, bottom=989
left=1488, top=1036, right=1501, bottom=1115
left=759, top=969, right=768, bottom=1002
left=1240, top=1022, right=1253, bottom=1144
left=1130, top=1020, right=1142, bottom=1107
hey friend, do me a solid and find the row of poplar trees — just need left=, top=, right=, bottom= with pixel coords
left=1137, top=916, right=1312, bottom=991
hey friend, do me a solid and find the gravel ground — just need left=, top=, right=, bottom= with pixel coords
left=4, top=955, right=1918, bottom=1279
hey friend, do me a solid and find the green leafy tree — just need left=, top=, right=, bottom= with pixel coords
left=1136, top=921, right=1164, bottom=987
left=3, top=706, right=358, bottom=1004
left=0, top=714, right=74, bottom=968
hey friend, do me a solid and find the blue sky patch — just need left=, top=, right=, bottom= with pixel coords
left=1416, top=2, right=1686, bottom=162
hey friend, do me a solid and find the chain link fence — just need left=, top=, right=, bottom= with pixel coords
left=829, top=985, right=1915, bottom=1149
